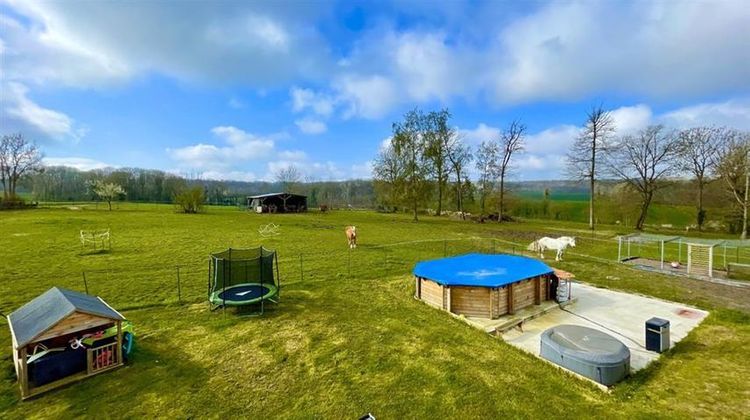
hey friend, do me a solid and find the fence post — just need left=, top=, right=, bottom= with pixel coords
left=176, top=265, right=182, bottom=304
left=82, top=271, right=89, bottom=294
left=300, top=253, right=304, bottom=283
left=384, top=248, right=389, bottom=278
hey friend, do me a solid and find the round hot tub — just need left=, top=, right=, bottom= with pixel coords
left=540, top=324, right=630, bottom=386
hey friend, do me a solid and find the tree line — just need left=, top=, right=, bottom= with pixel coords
left=567, top=106, right=750, bottom=237
left=0, top=133, right=375, bottom=211
left=372, top=106, right=750, bottom=238
left=373, top=108, right=526, bottom=222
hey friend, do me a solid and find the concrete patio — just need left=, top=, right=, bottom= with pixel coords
left=499, top=282, right=709, bottom=372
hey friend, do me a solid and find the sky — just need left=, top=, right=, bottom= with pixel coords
left=1, top=0, right=749, bottom=182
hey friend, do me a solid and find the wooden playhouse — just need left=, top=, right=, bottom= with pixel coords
left=7, top=287, right=127, bottom=399
left=413, top=254, right=560, bottom=319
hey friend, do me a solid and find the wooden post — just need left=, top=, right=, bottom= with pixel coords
left=490, top=288, right=496, bottom=318
left=660, top=240, right=665, bottom=270
left=534, top=277, right=541, bottom=305
left=176, top=266, right=182, bottom=304
left=19, top=347, right=29, bottom=399
left=116, top=321, right=123, bottom=365
left=415, top=277, right=420, bottom=299
left=507, top=283, right=515, bottom=315
left=444, top=287, right=451, bottom=313
left=87, top=349, right=93, bottom=375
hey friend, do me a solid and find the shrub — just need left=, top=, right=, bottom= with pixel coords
left=174, top=186, right=205, bottom=214
left=0, top=197, right=27, bottom=210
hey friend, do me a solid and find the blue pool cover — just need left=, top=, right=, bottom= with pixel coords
left=413, top=253, right=554, bottom=287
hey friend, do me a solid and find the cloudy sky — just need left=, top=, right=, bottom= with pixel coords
left=1, top=0, right=749, bottom=181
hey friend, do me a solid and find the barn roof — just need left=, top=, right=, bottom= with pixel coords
left=413, top=253, right=554, bottom=288
left=8, top=287, right=124, bottom=348
left=247, top=192, right=307, bottom=199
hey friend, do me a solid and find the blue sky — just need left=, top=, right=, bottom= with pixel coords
left=1, top=0, right=749, bottom=181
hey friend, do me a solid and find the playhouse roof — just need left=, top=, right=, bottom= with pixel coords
left=8, top=287, right=124, bottom=349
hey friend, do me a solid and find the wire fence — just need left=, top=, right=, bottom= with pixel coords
left=74, top=238, right=529, bottom=310
left=73, top=234, right=750, bottom=311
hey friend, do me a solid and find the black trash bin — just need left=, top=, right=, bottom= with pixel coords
left=645, top=317, right=670, bottom=353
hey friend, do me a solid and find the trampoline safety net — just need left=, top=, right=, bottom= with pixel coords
left=208, top=247, right=279, bottom=310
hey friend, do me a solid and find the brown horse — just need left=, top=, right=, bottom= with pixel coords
left=345, top=226, right=357, bottom=249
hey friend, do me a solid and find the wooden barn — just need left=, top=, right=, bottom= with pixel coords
left=247, top=193, right=307, bottom=213
left=413, top=254, right=559, bottom=319
left=7, top=287, right=126, bottom=399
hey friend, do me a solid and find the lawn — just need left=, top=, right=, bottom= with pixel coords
left=1, top=204, right=748, bottom=418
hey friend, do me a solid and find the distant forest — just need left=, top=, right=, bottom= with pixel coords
left=18, top=165, right=377, bottom=208
left=16, top=165, right=740, bottom=231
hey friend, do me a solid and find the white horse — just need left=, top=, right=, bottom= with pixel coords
left=527, top=236, right=576, bottom=261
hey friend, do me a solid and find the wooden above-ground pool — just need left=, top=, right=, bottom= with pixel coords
left=413, top=253, right=559, bottom=319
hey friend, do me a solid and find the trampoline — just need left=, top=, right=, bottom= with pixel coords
left=208, top=247, right=280, bottom=313
left=540, top=324, right=630, bottom=386
left=209, top=283, right=279, bottom=306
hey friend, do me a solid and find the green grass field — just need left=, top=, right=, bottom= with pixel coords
left=1, top=204, right=749, bottom=418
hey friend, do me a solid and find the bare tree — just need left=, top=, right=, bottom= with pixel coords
left=0, top=133, right=43, bottom=201
left=445, top=133, right=472, bottom=220
left=605, top=125, right=679, bottom=230
left=566, top=106, right=615, bottom=230
left=676, top=127, right=721, bottom=230
left=275, top=165, right=302, bottom=193
left=475, top=140, right=499, bottom=215
left=373, top=140, right=405, bottom=211
left=496, top=120, right=526, bottom=222
left=714, top=130, right=750, bottom=239
left=424, top=109, right=454, bottom=217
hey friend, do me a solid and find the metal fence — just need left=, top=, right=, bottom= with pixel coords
left=75, top=238, right=528, bottom=310
left=74, top=234, right=750, bottom=311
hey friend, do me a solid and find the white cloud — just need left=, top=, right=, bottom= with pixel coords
left=660, top=99, right=750, bottom=130
left=459, top=123, right=501, bottom=147
left=610, top=105, right=653, bottom=135
left=286, top=2, right=750, bottom=118
left=167, top=126, right=275, bottom=171
left=2, top=2, right=331, bottom=87
left=267, top=159, right=343, bottom=182
left=393, top=32, right=472, bottom=102
left=199, top=170, right=258, bottom=182
left=290, top=87, right=334, bottom=116
left=294, top=118, right=327, bottom=134
left=277, top=150, right=307, bottom=161
left=334, top=74, right=399, bottom=119
left=495, top=2, right=750, bottom=102
left=350, top=161, right=373, bottom=179
left=0, top=82, right=84, bottom=142
left=524, top=124, right=580, bottom=155
left=379, top=136, right=393, bottom=151
left=42, top=157, right=110, bottom=171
